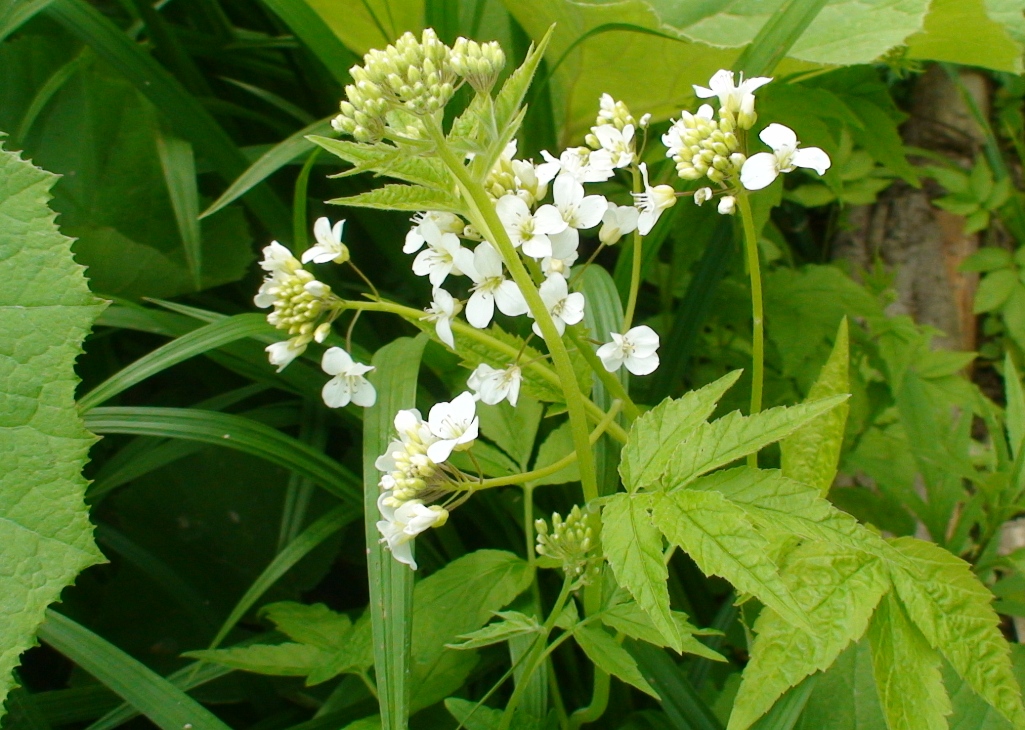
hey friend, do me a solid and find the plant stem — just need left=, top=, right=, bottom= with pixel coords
left=621, top=165, right=644, bottom=330
left=568, top=670, right=610, bottom=729
left=738, top=193, right=763, bottom=468
left=428, top=125, right=600, bottom=503
left=567, top=327, right=640, bottom=422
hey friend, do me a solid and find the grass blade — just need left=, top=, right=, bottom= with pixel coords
left=731, top=0, right=829, bottom=76
left=155, top=129, right=203, bottom=290
left=0, top=0, right=54, bottom=42
left=627, top=639, right=724, bottom=730
left=256, top=0, right=355, bottom=85
left=79, top=314, right=274, bottom=411
left=207, top=504, right=355, bottom=651
left=220, top=77, right=316, bottom=125
left=14, top=47, right=91, bottom=145
left=83, top=407, right=361, bottom=505
left=363, top=335, right=428, bottom=730
left=38, top=611, right=233, bottom=730
left=45, top=0, right=291, bottom=238
left=201, top=117, right=334, bottom=219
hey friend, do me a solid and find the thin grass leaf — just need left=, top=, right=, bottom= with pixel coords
left=83, top=407, right=361, bottom=504
left=732, top=0, right=830, bottom=77
left=45, top=0, right=291, bottom=238
left=256, top=0, right=355, bottom=85
left=14, top=47, right=91, bottom=145
left=363, top=336, right=428, bottom=730
left=220, top=77, right=316, bottom=125
left=0, top=0, right=54, bottom=42
left=79, top=314, right=274, bottom=411
left=627, top=639, right=724, bottom=730
left=38, top=611, right=233, bottom=730
left=208, top=504, right=354, bottom=652
left=154, top=129, right=202, bottom=290
left=748, top=677, right=818, bottom=730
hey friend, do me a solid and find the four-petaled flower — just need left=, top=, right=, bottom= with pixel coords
left=549, top=175, right=607, bottom=253
left=740, top=123, right=831, bottom=191
left=411, top=219, right=474, bottom=286
left=468, top=363, right=522, bottom=406
left=302, top=217, right=349, bottom=264
left=633, top=163, right=677, bottom=235
left=376, top=492, right=448, bottom=570
left=403, top=211, right=465, bottom=254
left=591, top=124, right=635, bottom=168
left=321, top=347, right=376, bottom=408
left=693, top=69, right=772, bottom=116
left=465, top=242, right=528, bottom=328
left=596, top=325, right=660, bottom=375
left=536, top=147, right=615, bottom=184
left=426, top=391, right=479, bottom=463
left=495, top=194, right=567, bottom=259
left=422, top=287, right=462, bottom=348
left=533, top=273, right=585, bottom=336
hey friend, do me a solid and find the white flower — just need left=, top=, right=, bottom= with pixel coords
left=468, top=363, right=522, bottom=406
left=403, top=211, right=464, bottom=254
left=465, top=242, right=529, bottom=328
left=717, top=195, right=736, bottom=215
left=549, top=174, right=607, bottom=248
left=693, top=69, right=772, bottom=116
left=592, top=124, right=635, bottom=168
left=532, top=273, right=585, bottom=337
left=694, top=187, right=713, bottom=206
left=426, top=391, right=479, bottom=463
left=596, top=325, right=660, bottom=375
left=376, top=492, right=448, bottom=570
left=633, top=163, right=677, bottom=235
left=302, top=217, right=349, bottom=264
left=422, top=288, right=461, bottom=348
left=740, top=123, right=831, bottom=191
left=411, top=219, right=474, bottom=286
left=542, top=230, right=580, bottom=276
left=495, top=195, right=566, bottom=259
left=599, top=203, right=640, bottom=245
left=536, top=147, right=615, bottom=185
left=259, top=240, right=299, bottom=274
left=320, top=347, right=376, bottom=408
left=266, top=337, right=306, bottom=372
left=510, top=159, right=548, bottom=207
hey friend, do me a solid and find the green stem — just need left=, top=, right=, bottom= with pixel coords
left=292, top=148, right=320, bottom=252
left=567, top=327, right=639, bottom=422
left=621, top=165, right=644, bottom=330
left=428, top=125, right=599, bottom=502
left=568, top=670, right=610, bottom=729
left=737, top=193, right=763, bottom=468
left=340, top=298, right=629, bottom=444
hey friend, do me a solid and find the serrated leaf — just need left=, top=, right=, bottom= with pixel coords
left=453, top=324, right=564, bottom=403
left=311, top=135, right=451, bottom=190
left=260, top=602, right=352, bottom=651
left=663, top=396, right=849, bottom=490
left=184, top=643, right=329, bottom=677
left=600, top=601, right=726, bottom=663
left=0, top=142, right=106, bottom=715
left=867, top=592, right=951, bottom=730
left=328, top=183, right=462, bottom=213
left=601, top=493, right=680, bottom=651
left=781, top=319, right=849, bottom=496
left=573, top=624, right=658, bottom=698
left=727, top=543, right=889, bottom=730
left=889, top=536, right=1025, bottom=728
left=793, top=640, right=886, bottom=730
left=620, top=370, right=742, bottom=492
left=447, top=611, right=542, bottom=650
left=650, top=490, right=809, bottom=631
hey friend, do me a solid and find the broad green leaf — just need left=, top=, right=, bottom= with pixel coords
left=663, top=396, right=849, bottom=490
left=477, top=397, right=543, bottom=470
left=527, top=421, right=580, bottom=487
left=944, top=645, right=1025, bottom=730
left=311, top=135, right=450, bottom=188
left=261, top=602, right=353, bottom=650
left=0, top=143, right=105, bottom=715
left=39, top=612, right=232, bottom=730
left=906, top=0, right=1024, bottom=72
left=448, top=441, right=519, bottom=479
left=303, top=0, right=423, bottom=56
left=600, top=601, right=726, bottom=663
left=601, top=493, right=680, bottom=651
left=975, top=269, right=1018, bottom=313
left=727, top=543, right=889, bottom=730
left=328, top=183, right=461, bottom=213
left=620, top=370, right=742, bottom=492
left=867, top=592, right=951, bottom=730
left=793, top=640, right=885, bottom=730
left=185, top=643, right=328, bottom=677
left=447, top=611, right=542, bottom=650
left=781, top=319, right=849, bottom=496
left=889, top=537, right=1025, bottom=728
left=1006, top=354, right=1025, bottom=459
left=444, top=698, right=535, bottom=730
left=363, top=336, right=427, bottom=730
left=651, top=490, right=809, bottom=630
left=574, top=624, right=658, bottom=698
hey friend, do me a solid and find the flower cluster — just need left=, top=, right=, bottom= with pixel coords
left=536, top=505, right=597, bottom=582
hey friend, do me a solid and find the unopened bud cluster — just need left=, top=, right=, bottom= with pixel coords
left=485, top=146, right=548, bottom=206
left=663, top=108, right=744, bottom=185
left=380, top=430, right=443, bottom=505
left=586, top=93, right=635, bottom=144
left=333, top=29, right=456, bottom=142
left=450, top=37, right=505, bottom=93
left=536, top=505, right=595, bottom=578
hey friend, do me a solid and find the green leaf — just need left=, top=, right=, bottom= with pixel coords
left=600, top=601, right=726, bottom=663
left=1006, top=354, right=1025, bottom=459
left=650, top=490, right=808, bottom=631
left=781, top=319, right=849, bottom=496
left=792, top=640, right=886, bottom=730
left=363, top=336, right=427, bottom=730
left=976, top=269, right=1019, bottom=313
left=601, top=493, right=680, bottom=651
left=78, top=314, right=274, bottom=411
left=302, top=0, right=423, bottom=56
left=527, top=421, right=580, bottom=487
left=154, top=129, right=202, bottom=289
left=39, top=611, right=232, bottom=730
left=906, top=0, right=1024, bottom=72
left=447, top=611, right=542, bottom=650
left=620, top=370, right=742, bottom=492
left=327, top=183, right=461, bottom=213
left=573, top=624, right=658, bottom=698
left=253, top=0, right=355, bottom=85
left=202, top=118, right=335, bottom=219
left=663, top=396, right=849, bottom=490
left=0, top=143, right=105, bottom=715
left=477, top=397, right=543, bottom=470
left=311, top=135, right=450, bottom=188
left=727, top=542, right=889, bottom=730
left=185, top=643, right=329, bottom=677
left=889, top=536, right=1025, bottom=728
left=627, top=639, right=725, bottom=730
left=867, top=592, right=951, bottom=730
left=83, top=407, right=361, bottom=505
left=261, top=602, right=353, bottom=650
left=0, top=0, right=55, bottom=43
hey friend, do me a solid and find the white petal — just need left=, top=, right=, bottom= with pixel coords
left=740, top=153, right=781, bottom=191
left=596, top=342, right=624, bottom=372
left=321, top=346, right=354, bottom=375
left=759, top=123, right=797, bottom=152
left=575, top=195, right=608, bottom=229
left=521, top=233, right=553, bottom=260
left=637, top=209, right=658, bottom=235
left=494, top=280, right=528, bottom=317
left=426, top=439, right=456, bottom=464
left=471, top=242, right=502, bottom=280
left=625, top=352, right=659, bottom=376
left=626, top=325, right=659, bottom=351
left=792, top=146, right=831, bottom=176
left=322, top=376, right=353, bottom=408
left=554, top=174, right=584, bottom=207
left=350, top=378, right=377, bottom=407
left=506, top=372, right=521, bottom=406
left=436, top=317, right=455, bottom=348
left=696, top=104, right=715, bottom=119
left=466, top=290, right=495, bottom=328
left=539, top=273, right=568, bottom=307
left=533, top=204, right=568, bottom=235
left=496, top=195, right=530, bottom=226
left=313, top=216, right=332, bottom=243
left=561, top=292, right=586, bottom=326
left=692, top=84, right=716, bottom=99
left=738, top=75, right=773, bottom=94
